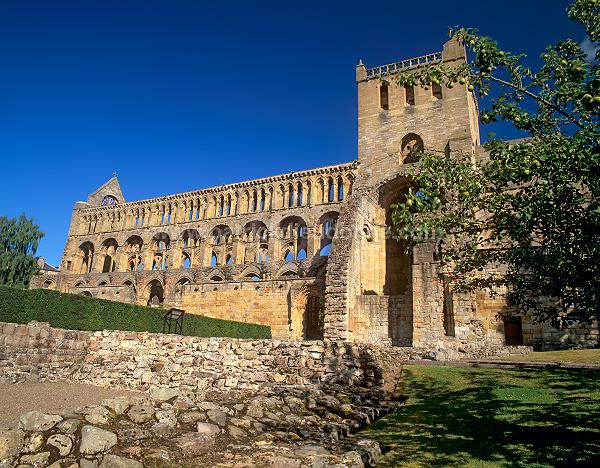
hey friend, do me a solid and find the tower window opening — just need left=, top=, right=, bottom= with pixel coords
left=380, top=82, right=389, bottom=110
left=405, top=85, right=415, bottom=105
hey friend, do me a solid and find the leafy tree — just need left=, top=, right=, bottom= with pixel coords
left=0, top=215, right=44, bottom=286
left=388, top=0, right=599, bottom=326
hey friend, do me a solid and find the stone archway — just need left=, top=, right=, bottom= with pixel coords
left=377, top=178, right=414, bottom=345
left=145, top=280, right=164, bottom=307
left=304, top=294, right=324, bottom=340
left=290, top=285, right=325, bottom=341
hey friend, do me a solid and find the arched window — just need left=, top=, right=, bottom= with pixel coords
left=210, top=275, right=223, bottom=282
left=226, top=254, right=233, bottom=265
left=101, top=238, right=118, bottom=273
left=226, top=195, right=232, bottom=216
left=297, top=248, right=307, bottom=260
left=320, top=244, right=332, bottom=256
left=145, top=280, right=164, bottom=307
left=288, top=183, right=294, bottom=207
left=279, top=216, right=308, bottom=262
left=258, top=244, right=269, bottom=264
left=78, top=242, right=94, bottom=274
left=297, top=182, right=303, bottom=206
left=284, top=250, right=294, bottom=262
left=182, top=254, right=191, bottom=269
left=251, top=191, right=257, bottom=212
left=319, top=211, right=339, bottom=257
left=401, top=133, right=424, bottom=164
left=211, top=252, right=218, bottom=267
left=101, top=195, right=118, bottom=206
left=182, top=229, right=200, bottom=250
left=337, top=176, right=344, bottom=201
left=328, top=178, right=334, bottom=202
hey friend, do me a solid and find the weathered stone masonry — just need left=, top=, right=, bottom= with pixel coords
left=31, top=38, right=598, bottom=350
left=0, top=321, right=533, bottom=390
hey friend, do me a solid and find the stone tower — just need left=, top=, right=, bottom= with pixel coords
left=323, top=38, right=482, bottom=347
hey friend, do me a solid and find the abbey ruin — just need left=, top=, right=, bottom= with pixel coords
left=31, top=38, right=598, bottom=351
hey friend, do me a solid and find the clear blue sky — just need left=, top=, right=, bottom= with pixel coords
left=0, top=0, right=584, bottom=265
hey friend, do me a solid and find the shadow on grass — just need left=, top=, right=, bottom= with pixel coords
left=360, top=366, right=600, bottom=467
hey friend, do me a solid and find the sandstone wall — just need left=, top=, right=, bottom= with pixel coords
left=174, top=278, right=323, bottom=340
left=476, top=291, right=599, bottom=350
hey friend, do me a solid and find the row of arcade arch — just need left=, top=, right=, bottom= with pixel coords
left=73, top=213, right=339, bottom=274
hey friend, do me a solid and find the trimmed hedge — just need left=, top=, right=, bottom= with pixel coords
left=0, top=285, right=271, bottom=339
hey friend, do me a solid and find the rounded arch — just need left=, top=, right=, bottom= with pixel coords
left=210, top=224, right=232, bottom=245
left=400, top=133, right=424, bottom=164
left=151, top=232, right=171, bottom=251
left=176, top=276, right=192, bottom=286
left=175, top=276, right=192, bottom=293
left=124, top=235, right=143, bottom=252
left=144, top=279, right=164, bottom=307
left=101, top=237, right=119, bottom=249
left=101, top=238, right=118, bottom=273
left=276, top=262, right=299, bottom=278
left=77, top=241, right=95, bottom=274
left=242, top=220, right=268, bottom=242
left=42, top=279, right=56, bottom=290
left=122, top=279, right=136, bottom=293
left=242, top=220, right=269, bottom=264
left=279, top=216, right=308, bottom=261
left=237, top=265, right=262, bottom=281
left=80, top=291, right=93, bottom=297
left=181, top=229, right=200, bottom=249
left=318, top=211, right=340, bottom=256
left=181, top=251, right=192, bottom=269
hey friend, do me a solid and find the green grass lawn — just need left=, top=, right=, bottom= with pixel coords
left=502, top=348, right=600, bottom=364
left=358, top=365, right=600, bottom=467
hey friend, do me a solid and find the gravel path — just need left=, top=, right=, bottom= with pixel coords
left=0, top=382, right=140, bottom=428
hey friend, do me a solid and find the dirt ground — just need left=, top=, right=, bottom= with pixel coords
left=0, top=382, right=140, bottom=428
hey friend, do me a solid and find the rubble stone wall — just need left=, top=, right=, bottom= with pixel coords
left=0, top=321, right=533, bottom=391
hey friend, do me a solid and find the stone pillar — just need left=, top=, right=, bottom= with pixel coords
left=411, top=242, right=445, bottom=347
left=232, top=235, right=244, bottom=264
left=306, top=226, right=319, bottom=257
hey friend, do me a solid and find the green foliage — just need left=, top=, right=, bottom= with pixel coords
left=388, top=0, right=600, bottom=325
left=0, top=215, right=44, bottom=286
left=0, top=285, right=271, bottom=339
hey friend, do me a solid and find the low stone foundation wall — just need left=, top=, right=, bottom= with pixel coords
left=0, top=321, right=89, bottom=383
left=0, top=321, right=533, bottom=391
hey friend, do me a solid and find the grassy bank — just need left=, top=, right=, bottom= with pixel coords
left=0, top=285, right=271, bottom=339
left=502, top=348, right=600, bottom=364
left=359, top=364, right=600, bottom=467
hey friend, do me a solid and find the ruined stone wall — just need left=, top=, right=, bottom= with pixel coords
left=32, top=163, right=356, bottom=341
left=353, top=296, right=412, bottom=346
left=0, top=321, right=89, bottom=383
left=0, top=322, right=534, bottom=390
left=475, top=291, right=599, bottom=350
left=175, top=278, right=324, bottom=340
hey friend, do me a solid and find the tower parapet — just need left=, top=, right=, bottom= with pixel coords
left=355, top=38, right=480, bottom=189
